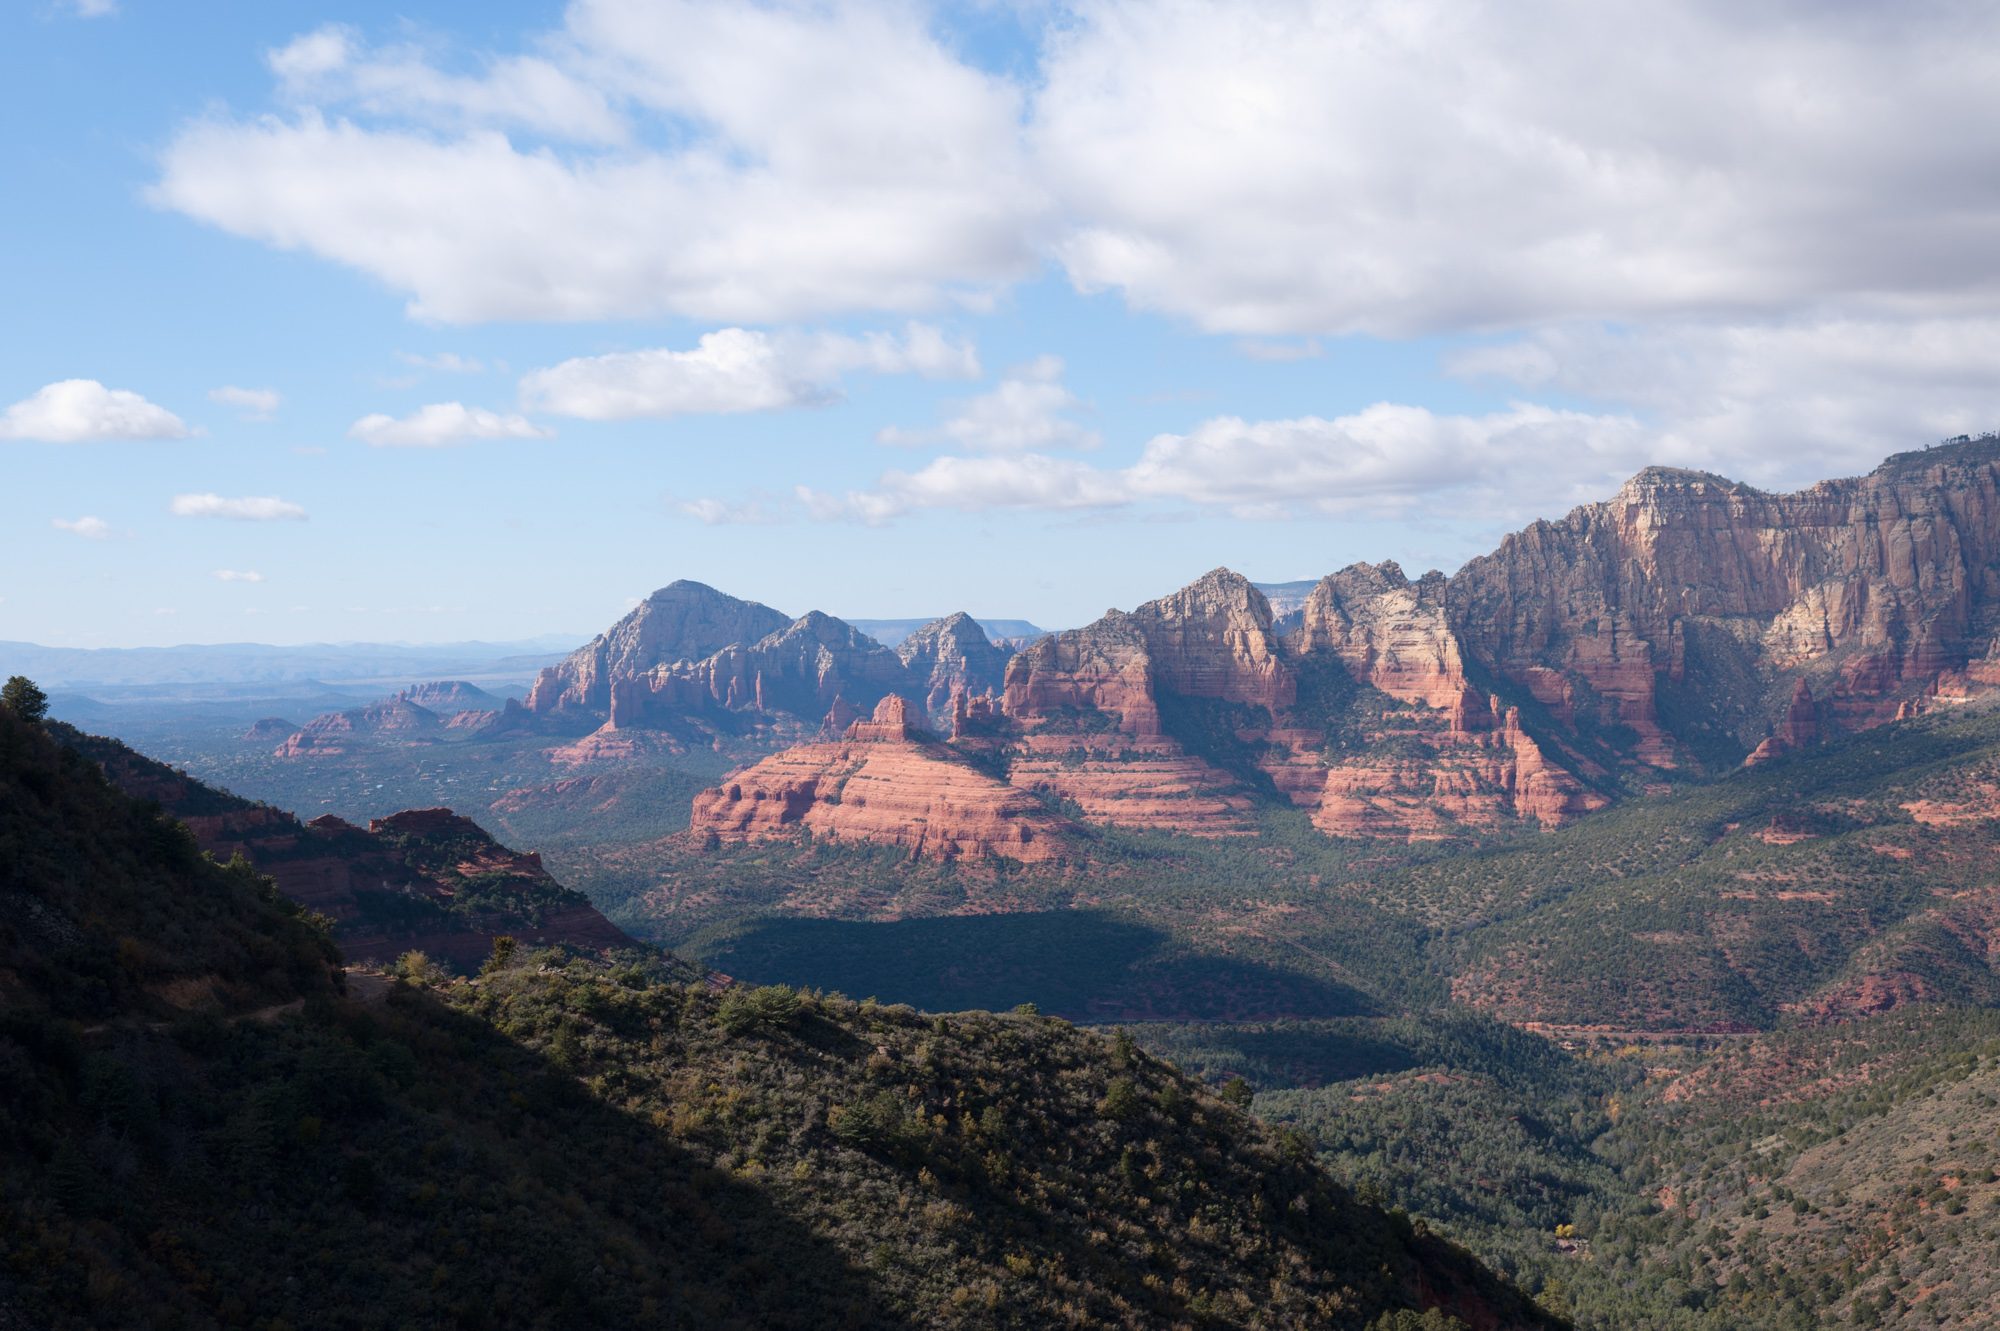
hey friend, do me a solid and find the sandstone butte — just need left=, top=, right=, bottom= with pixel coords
left=686, top=695, right=1079, bottom=864
left=629, top=438, right=2000, bottom=854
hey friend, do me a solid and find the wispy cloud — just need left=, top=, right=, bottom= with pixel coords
left=208, top=385, right=282, bottom=420
left=521, top=325, right=979, bottom=421
left=349, top=402, right=549, bottom=447
left=51, top=516, right=112, bottom=540
left=212, top=569, right=265, bottom=582
left=397, top=351, right=487, bottom=374
left=877, top=355, right=1095, bottom=451
left=170, top=493, right=308, bottom=521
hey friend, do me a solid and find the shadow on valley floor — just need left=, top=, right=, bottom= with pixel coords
left=686, top=909, right=1380, bottom=1022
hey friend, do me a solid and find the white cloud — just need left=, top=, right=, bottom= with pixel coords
left=1448, top=317, right=2000, bottom=488
left=521, top=324, right=979, bottom=420
left=349, top=401, right=551, bottom=447
left=1035, top=2, right=2000, bottom=336
left=170, top=493, right=308, bottom=521
left=1121, top=403, right=1651, bottom=516
left=70, top=0, right=116, bottom=16
left=153, top=3, right=2000, bottom=339
left=0, top=379, right=188, bottom=443
left=397, top=351, right=487, bottom=374
left=212, top=569, right=265, bottom=583
left=52, top=516, right=112, bottom=540
left=267, top=24, right=625, bottom=144
left=751, top=401, right=1648, bottom=525
left=877, top=355, right=1097, bottom=451
left=155, top=3, right=1045, bottom=324
left=208, top=384, right=282, bottom=420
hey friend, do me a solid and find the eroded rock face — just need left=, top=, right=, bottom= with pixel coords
left=71, top=732, right=638, bottom=972
left=273, top=697, right=442, bottom=757
left=527, top=580, right=924, bottom=738
left=897, top=612, right=1011, bottom=722
left=1293, top=564, right=1470, bottom=713
left=1450, top=444, right=2000, bottom=767
left=527, top=580, right=790, bottom=718
left=1129, top=568, right=1296, bottom=711
left=687, top=696, right=1078, bottom=862
left=398, top=680, right=501, bottom=712
left=1744, top=679, right=1821, bottom=767
left=579, top=439, right=2000, bottom=856
left=998, top=565, right=1601, bottom=841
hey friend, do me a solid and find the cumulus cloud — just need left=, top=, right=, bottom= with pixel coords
left=208, top=385, right=282, bottom=420
left=1035, top=1, right=2000, bottom=336
left=52, top=516, right=112, bottom=540
left=212, top=569, right=265, bottom=582
left=155, top=2, right=1045, bottom=324
left=266, top=24, right=624, bottom=143
left=1447, top=318, right=2000, bottom=485
left=170, top=493, right=308, bottom=521
left=0, top=379, right=188, bottom=443
left=765, top=401, right=1648, bottom=525
left=521, top=324, right=979, bottom=420
left=154, top=2, right=2000, bottom=339
left=877, top=355, right=1097, bottom=451
left=349, top=402, right=551, bottom=447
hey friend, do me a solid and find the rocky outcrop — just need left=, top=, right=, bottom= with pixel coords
left=1450, top=443, right=2000, bottom=768
left=1003, top=610, right=1161, bottom=736
left=999, top=565, right=1598, bottom=840
left=397, top=680, right=502, bottom=711
left=566, top=438, right=2000, bottom=856
left=61, top=727, right=642, bottom=972
left=1293, top=564, right=1473, bottom=714
left=600, top=610, right=914, bottom=731
left=1744, top=679, right=1822, bottom=766
left=1130, top=568, right=1296, bottom=711
left=526, top=580, right=929, bottom=739
left=897, top=612, right=1011, bottom=722
left=273, top=696, right=442, bottom=757
left=687, top=696, right=1078, bottom=863
left=241, top=716, right=297, bottom=742
left=526, top=580, right=791, bottom=718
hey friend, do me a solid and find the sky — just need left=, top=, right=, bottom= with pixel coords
left=5, top=0, right=2000, bottom=647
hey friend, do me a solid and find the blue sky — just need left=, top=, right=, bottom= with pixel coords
left=6, top=1, right=2000, bottom=647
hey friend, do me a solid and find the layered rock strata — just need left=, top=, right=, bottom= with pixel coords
left=687, top=696, right=1078, bottom=863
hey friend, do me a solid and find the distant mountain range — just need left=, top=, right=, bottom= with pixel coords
left=0, top=636, right=586, bottom=690
left=626, top=436, right=2000, bottom=856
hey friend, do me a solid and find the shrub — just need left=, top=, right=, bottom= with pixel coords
left=718, top=984, right=803, bottom=1037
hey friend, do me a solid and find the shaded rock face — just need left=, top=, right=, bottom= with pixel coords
left=897, top=612, right=1011, bottom=722
left=687, top=695, right=1079, bottom=863
left=69, top=732, right=639, bottom=972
